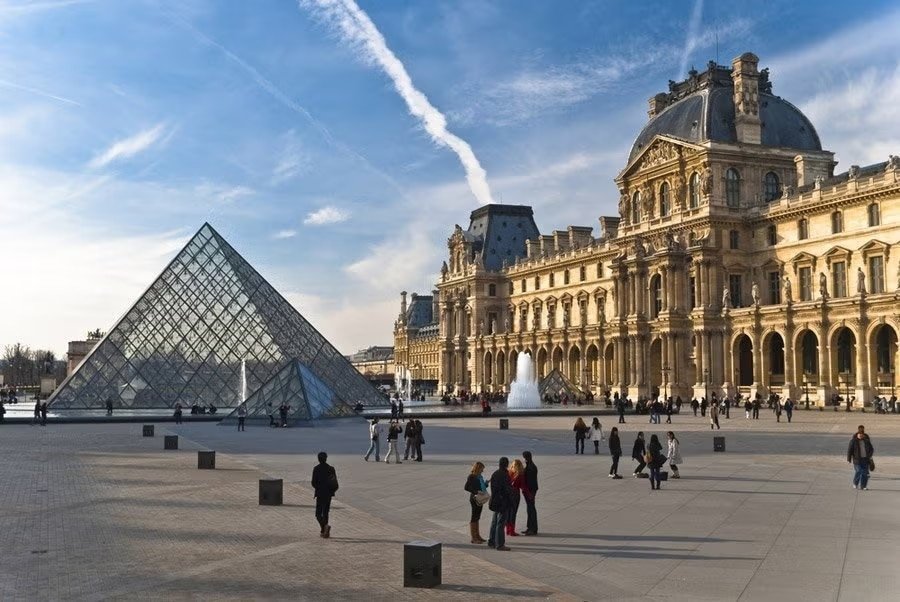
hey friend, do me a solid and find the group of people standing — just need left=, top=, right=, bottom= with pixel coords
left=363, top=417, right=425, bottom=463
left=598, top=424, right=682, bottom=490
left=466, top=452, right=538, bottom=551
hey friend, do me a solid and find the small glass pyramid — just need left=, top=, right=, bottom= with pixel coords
left=539, top=368, right=585, bottom=400
left=49, top=223, right=386, bottom=412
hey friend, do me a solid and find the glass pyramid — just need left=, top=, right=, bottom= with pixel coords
left=539, top=368, right=585, bottom=401
left=223, top=358, right=357, bottom=424
left=49, top=223, right=386, bottom=412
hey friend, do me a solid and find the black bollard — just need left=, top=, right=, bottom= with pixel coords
left=142, top=425, right=154, bottom=437
left=164, top=435, right=178, bottom=450
left=403, top=540, right=441, bottom=588
left=259, top=478, right=283, bottom=505
left=198, top=451, right=216, bottom=469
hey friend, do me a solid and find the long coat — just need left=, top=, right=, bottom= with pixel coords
left=667, top=439, right=683, bottom=465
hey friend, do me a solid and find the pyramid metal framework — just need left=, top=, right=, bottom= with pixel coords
left=539, top=368, right=585, bottom=401
left=222, top=358, right=356, bottom=424
left=49, top=223, right=386, bottom=411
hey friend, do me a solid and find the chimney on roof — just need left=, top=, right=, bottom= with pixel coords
left=647, top=93, right=668, bottom=119
left=731, top=52, right=762, bottom=144
left=400, top=291, right=407, bottom=316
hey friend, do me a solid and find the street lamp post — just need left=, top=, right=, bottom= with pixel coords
left=845, top=379, right=851, bottom=412
left=892, top=366, right=896, bottom=413
left=803, top=375, right=810, bottom=410
left=703, top=367, right=709, bottom=408
left=662, top=365, right=670, bottom=403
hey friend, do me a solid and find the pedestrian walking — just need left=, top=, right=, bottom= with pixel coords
left=588, top=418, right=604, bottom=454
left=487, top=457, right=513, bottom=551
left=752, top=397, right=761, bottom=419
left=106, top=397, right=114, bottom=416
left=506, top=459, right=526, bottom=536
left=40, top=402, right=48, bottom=426
left=691, top=397, right=699, bottom=416
left=666, top=431, right=682, bottom=479
left=390, top=399, right=398, bottom=419
left=311, top=451, right=338, bottom=538
left=665, top=398, right=673, bottom=423
left=31, top=399, right=41, bottom=426
left=617, top=398, right=626, bottom=423
left=632, top=431, right=647, bottom=477
left=723, top=397, right=731, bottom=419
left=700, top=397, right=708, bottom=417
left=465, top=461, right=489, bottom=544
left=608, top=427, right=623, bottom=479
left=709, top=402, right=720, bottom=430
left=647, top=434, right=665, bottom=490
left=522, top=451, right=538, bottom=535
left=384, top=420, right=403, bottom=463
left=744, top=399, right=752, bottom=419
left=774, top=398, right=783, bottom=422
left=237, top=402, right=247, bottom=431
left=363, top=418, right=381, bottom=462
left=847, top=425, right=874, bottom=490
left=573, top=417, right=589, bottom=454
left=279, top=402, right=290, bottom=427
left=402, top=420, right=416, bottom=460
left=398, top=398, right=404, bottom=419
left=785, top=398, right=794, bottom=423
left=414, top=419, right=425, bottom=461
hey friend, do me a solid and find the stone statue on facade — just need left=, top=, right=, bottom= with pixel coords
left=477, top=319, right=484, bottom=336
left=848, top=165, right=860, bottom=180
left=814, top=176, right=824, bottom=190
left=857, top=267, right=866, bottom=294
left=819, top=272, right=829, bottom=300
left=563, top=306, right=570, bottom=328
left=751, top=282, right=760, bottom=306
left=780, top=184, right=794, bottom=199
left=700, top=164, right=713, bottom=196
left=504, top=317, right=510, bottom=333
left=633, top=236, right=645, bottom=260
left=490, top=318, right=497, bottom=335
left=722, top=287, right=732, bottom=309
left=783, top=276, right=792, bottom=304
left=888, top=155, right=900, bottom=172
left=618, top=190, right=630, bottom=221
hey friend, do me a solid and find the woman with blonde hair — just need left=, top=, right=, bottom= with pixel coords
left=573, top=417, right=590, bottom=454
left=506, top=459, right=528, bottom=536
left=464, top=461, right=489, bottom=544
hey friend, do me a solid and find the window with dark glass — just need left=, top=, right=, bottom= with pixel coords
left=726, top=168, right=741, bottom=207
left=767, top=224, right=777, bottom=246
left=798, top=218, right=809, bottom=240
left=534, top=275, right=540, bottom=290
left=831, top=211, right=843, bottom=234
left=631, top=191, right=641, bottom=223
left=689, top=172, right=700, bottom=208
left=579, top=265, right=586, bottom=281
left=596, top=262, right=603, bottom=278
left=799, top=267, right=812, bottom=301
left=689, top=276, right=697, bottom=308
left=729, top=229, right=739, bottom=249
left=728, top=274, right=742, bottom=308
left=508, top=282, right=514, bottom=295
left=521, top=279, right=526, bottom=293
left=488, top=283, right=496, bottom=296
left=832, top=261, right=847, bottom=298
left=651, top=276, right=662, bottom=318
left=868, top=203, right=880, bottom=227
left=564, top=269, right=570, bottom=285
left=659, top=182, right=670, bottom=217
left=837, top=329, right=853, bottom=374
left=764, top=171, right=780, bottom=201
left=869, top=256, right=884, bottom=293
left=768, top=271, right=781, bottom=305
left=549, top=273, right=555, bottom=287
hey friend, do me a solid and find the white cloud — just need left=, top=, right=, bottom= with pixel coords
left=273, top=229, right=297, bottom=239
left=88, top=122, right=168, bottom=169
left=271, top=129, right=310, bottom=184
left=195, top=182, right=255, bottom=204
left=678, top=0, right=705, bottom=78
left=0, top=77, right=81, bottom=106
left=303, top=205, right=350, bottom=226
left=301, top=0, right=495, bottom=205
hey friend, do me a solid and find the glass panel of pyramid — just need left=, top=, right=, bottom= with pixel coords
left=49, top=223, right=386, bottom=412
left=223, top=358, right=358, bottom=424
left=539, top=368, right=585, bottom=400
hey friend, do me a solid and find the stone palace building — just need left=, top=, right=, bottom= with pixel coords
left=394, top=52, right=900, bottom=407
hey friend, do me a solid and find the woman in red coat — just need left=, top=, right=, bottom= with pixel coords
left=506, top=459, right=530, bottom=535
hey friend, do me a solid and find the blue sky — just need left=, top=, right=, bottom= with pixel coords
left=1, top=0, right=899, bottom=356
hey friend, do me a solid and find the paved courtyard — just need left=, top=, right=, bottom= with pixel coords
left=1, top=409, right=899, bottom=601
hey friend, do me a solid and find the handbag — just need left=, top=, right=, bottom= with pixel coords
left=474, top=491, right=491, bottom=506
left=868, top=458, right=875, bottom=472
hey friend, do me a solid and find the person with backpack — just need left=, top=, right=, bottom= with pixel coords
left=384, top=420, right=403, bottom=464
left=647, top=434, right=666, bottom=490
left=311, top=451, right=339, bottom=538
left=631, top=431, right=647, bottom=477
left=364, top=418, right=381, bottom=462
left=465, top=461, right=489, bottom=544
left=402, top=420, right=417, bottom=460
left=608, top=427, right=623, bottom=479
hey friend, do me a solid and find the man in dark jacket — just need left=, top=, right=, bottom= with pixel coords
left=311, top=451, right=339, bottom=538
left=847, top=425, right=874, bottom=490
left=487, top=457, right=512, bottom=551
left=522, top=451, right=539, bottom=535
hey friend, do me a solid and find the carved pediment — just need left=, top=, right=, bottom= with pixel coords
left=823, top=245, right=852, bottom=264
left=619, top=135, right=704, bottom=179
left=560, top=292, right=574, bottom=303
left=592, top=286, right=607, bottom=299
left=858, top=239, right=890, bottom=261
left=545, top=295, right=558, bottom=306
left=790, top=251, right=817, bottom=275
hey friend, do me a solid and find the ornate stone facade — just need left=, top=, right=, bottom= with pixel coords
left=394, top=52, right=900, bottom=407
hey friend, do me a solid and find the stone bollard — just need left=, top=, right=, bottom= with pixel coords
left=142, top=425, right=154, bottom=437
left=259, top=478, right=283, bottom=505
left=198, top=451, right=216, bottom=469
left=713, top=436, right=725, bottom=452
left=164, top=435, right=178, bottom=450
left=404, top=540, right=442, bottom=588
left=499, top=418, right=509, bottom=430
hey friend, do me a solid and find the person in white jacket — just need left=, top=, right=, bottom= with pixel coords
left=364, top=418, right=382, bottom=462
left=666, top=431, right=682, bottom=479
left=588, top=417, right=605, bottom=455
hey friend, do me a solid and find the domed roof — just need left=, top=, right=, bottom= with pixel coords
left=628, top=82, right=822, bottom=163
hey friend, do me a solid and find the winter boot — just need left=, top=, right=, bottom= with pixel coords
left=470, top=522, right=485, bottom=544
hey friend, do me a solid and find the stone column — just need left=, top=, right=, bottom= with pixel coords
left=702, top=332, right=711, bottom=385
left=616, top=337, right=625, bottom=389
left=661, top=267, right=669, bottom=312
left=784, top=329, right=796, bottom=397
left=635, top=271, right=644, bottom=316
left=753, top=331, right=764, bottom=389
left=612, top=280, right=620, bottom=318
left=635, top=335, right=645, bottom=389
left=694, top=261, right=703, bottom=309
left=694, top=331, right=704, bottom=385
left=856, top=337, right=869, bottom=407
left=701, top=261, right=710, bottom=308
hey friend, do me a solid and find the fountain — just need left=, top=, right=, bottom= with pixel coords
left=507, top=353, right=541, bottom=409
left=240, top=359, right=247, bottom=404
left=394, top=366, right=419, bottom=404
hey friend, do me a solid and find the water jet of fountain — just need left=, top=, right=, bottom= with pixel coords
left=507, top=353, right=541, bottom=409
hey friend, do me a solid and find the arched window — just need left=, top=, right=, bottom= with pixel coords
left=689, top=172, right=700, bottom=208
left=764, top=171, right=780, bottom=201
left=725, top=168, right=741, bottom=207
left=659, top=182, right=670, bottom=217
left=831, top=211, right=843, bottom=234
left=798, top=218, right=809, bottom=240
left=631, top=191, right=641, bottom=223
left=868, top=203, right=880, bottom=227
